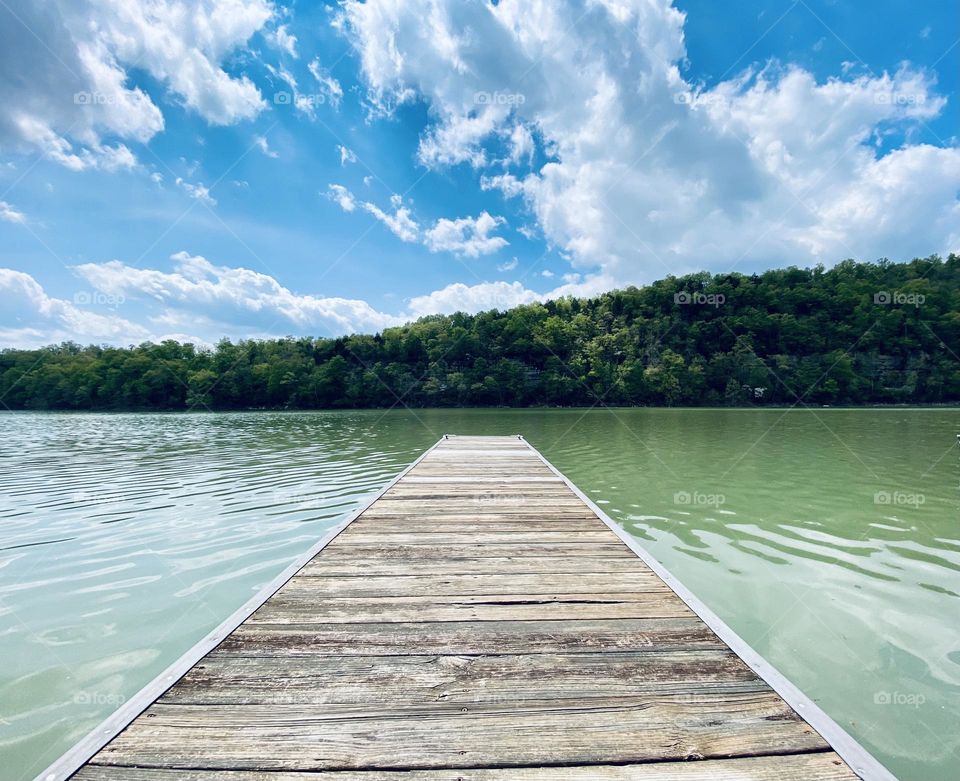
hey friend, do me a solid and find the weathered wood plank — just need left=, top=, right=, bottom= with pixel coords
left=401, top=476, right=564, bottom=483
left=353, top=507, right=599, bottom=517
left=75, top=752, right=861, bottom=780
left=404, top=470, right=559, bottom=479
left=248, top=590, right=694, bottom=624
left=298, top=555, right=660, bottom=577
left=216, top=618, right=726, bottom=656
left=365, top=502, right=594, bottom=513
left=318, top=543, right=637, bottom=560
left=336, top=531, right=618, bottom=545
left=282, top=572, right=671, bottom=595
left=162, top=651, right=762, bottom=705
left=348, top=519, right=606, bottom=533
left=92, top=693, right=829, bottom=770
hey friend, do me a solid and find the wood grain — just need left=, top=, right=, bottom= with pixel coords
left=93, top=693, right=829, bottom=770
left=76, top=752, right=860, bottom=779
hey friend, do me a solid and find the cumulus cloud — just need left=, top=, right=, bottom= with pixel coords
left=339, top=0, right=960, bottom=280
left=481, top=173, right=524, bottom=198
left=327, top=186, right=509, bottom=255
left=72, top=252, right=404, bottom=339
left=407, top=281, right=540, bottom=317
left=254, top=135, right=279, bottom=158
left=406, top=273, right=612, bottom=317
left=327, top=183, right=357, bottom=212
left=0, top=201, right=26, bottom=223
left=0, top=0, right=272, bottom=169
left=176, top=178, right=217, bottom=206
left=327, top=184, right=420, bottom=240
left=0, top=268, right=150, bottom=347
left=363, top=195, right=420, bottom=242
left=424, top=211, right=509, bottom=257
left=338, top=145, right=358, bottom=165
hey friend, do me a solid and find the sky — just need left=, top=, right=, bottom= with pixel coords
left=0, top=0, right=957, bottom=347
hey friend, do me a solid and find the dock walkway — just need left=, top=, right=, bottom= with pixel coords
left=44, top=435, right=892, bottom=780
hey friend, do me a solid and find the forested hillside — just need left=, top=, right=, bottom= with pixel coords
left=2, top=256, right=958, bottom=410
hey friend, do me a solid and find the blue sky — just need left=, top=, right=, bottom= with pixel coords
left=0, top=0, right=957, bottom=347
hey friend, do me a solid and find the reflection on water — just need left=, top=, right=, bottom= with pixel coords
left=1, top=408, right=958, bottom=781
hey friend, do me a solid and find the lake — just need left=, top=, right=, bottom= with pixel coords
left=2, top=408, right=958, bottom=780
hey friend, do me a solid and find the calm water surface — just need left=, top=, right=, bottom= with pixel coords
left=1, top=409, right=958, bottom=780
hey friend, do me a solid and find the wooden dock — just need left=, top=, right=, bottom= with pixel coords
left=42, top=435, right=893, bottom=781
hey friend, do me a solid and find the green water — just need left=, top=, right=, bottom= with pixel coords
left=1, top=409, right=958, bottom=780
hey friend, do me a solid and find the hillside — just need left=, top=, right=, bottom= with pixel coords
left=2, top=256, right=958, bottom=410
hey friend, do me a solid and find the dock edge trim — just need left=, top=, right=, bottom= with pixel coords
left=32, top=437, right=448, bottom=781
left=519, top=435, right=898, bottom=781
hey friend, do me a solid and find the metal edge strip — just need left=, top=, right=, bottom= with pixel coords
left=33, top=437, right=447, bottom=781
left=518, top=435, right=898, bottom=781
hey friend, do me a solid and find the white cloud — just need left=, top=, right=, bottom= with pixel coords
left=497, top=257, right=519, bottom=272
left=254, top=135, right=279, bottom=158
left=340, top=0, right=960, bottom=280
left=0, top=201, right=26, bottom=224
left=339, top=145, right=358, bottom=165
left=363, top=195, right=420, bottom=242
left=406, top=273, right=612, bottom=317
left=327, top=183, right=357, bottom=212
left=407, top=281, right=540, bottom=317
left=73, top=252, right=403, bottom=338
left=481, top=173, right=525, bottom=198
left=328, top=185, right=509, bottom=257
left=0, top=0, right=273, bottom=169
left=0, top=268, right=150, bottom=347
left=308, top=59, right=344, bottom=109
left=269, top=24, right=299, bottom=58
left=91, top=0, right=271, bottom=125
left=505, top=122, right=535, bottom=165
left=424, top=211, right=509, bottom=257
left=541, top=269, right=554, bottom=278
left=176, top=178, right=217, bottom=206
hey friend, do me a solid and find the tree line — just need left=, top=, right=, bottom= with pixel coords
left=2, top=256, right=958, bottom=410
